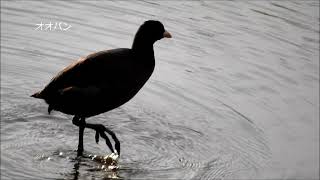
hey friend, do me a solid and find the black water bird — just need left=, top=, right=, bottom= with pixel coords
left=31, top=20, right=172, bottom=156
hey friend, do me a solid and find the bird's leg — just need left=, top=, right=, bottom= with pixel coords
left=72, top=116, right=121, bottom=155
left=72, top=116, right=86, bottom=156
left=84, top=123, right=121, bottom=156
left=78, top=118, right=85, bottom=156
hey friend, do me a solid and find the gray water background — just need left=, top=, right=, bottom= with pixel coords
left=1, top=1, right=319, bottom=179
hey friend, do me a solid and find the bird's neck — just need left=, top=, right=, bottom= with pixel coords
left=132, top=38, right=153, bottom=49
left=132, top=31, right=156, bottom=52
left=132, top=38, right=155, bottom=59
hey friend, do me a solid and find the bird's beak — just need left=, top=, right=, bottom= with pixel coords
left=163, top=30, right=172, bottom=38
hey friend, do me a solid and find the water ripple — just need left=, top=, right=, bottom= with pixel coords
left=1, top=1, right=318, bottom=179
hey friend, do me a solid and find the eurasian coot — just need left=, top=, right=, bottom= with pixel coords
left=31, top=20, right=172, bottom=156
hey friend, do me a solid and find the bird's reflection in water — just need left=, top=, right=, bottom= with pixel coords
left=70, top=153, right=120, bottom=180
left=72, top=158, right=80, bottom=180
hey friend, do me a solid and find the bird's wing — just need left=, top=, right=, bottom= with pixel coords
left=38, top=48, right=133, bottom=99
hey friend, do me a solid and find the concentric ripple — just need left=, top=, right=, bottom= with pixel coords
left=1, top=0, right=319, bottom=179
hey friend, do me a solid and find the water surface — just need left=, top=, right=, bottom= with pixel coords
left=1, top=1, right=319, bottom=179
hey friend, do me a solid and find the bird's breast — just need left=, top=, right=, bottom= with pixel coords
left=97, top=64, right=154, bottom=110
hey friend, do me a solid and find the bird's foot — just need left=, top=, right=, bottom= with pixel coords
left=86, top=123, right=121, bottom=156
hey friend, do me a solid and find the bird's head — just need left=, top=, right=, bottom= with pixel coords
left=140, top=20, right=172, bottom=40
left=132, top=20, right=172, bottom=49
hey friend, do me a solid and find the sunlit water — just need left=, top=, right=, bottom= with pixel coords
left=1, top=1, right=319, bottom=179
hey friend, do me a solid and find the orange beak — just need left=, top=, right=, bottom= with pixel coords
left=163, top=30, right=172, bottom=38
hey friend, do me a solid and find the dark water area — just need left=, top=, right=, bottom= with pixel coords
left=1, top=1, right=319, bottom=179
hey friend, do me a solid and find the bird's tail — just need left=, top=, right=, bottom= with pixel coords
left=31, top=91, right=53, bottom=114
left=31, top=91, right=43, bottom=99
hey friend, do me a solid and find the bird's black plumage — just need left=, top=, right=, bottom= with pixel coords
left=31, top=20, right=172, bottom=156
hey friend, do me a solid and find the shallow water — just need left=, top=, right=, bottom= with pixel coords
left=1, top=1, right=319, bottom=179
